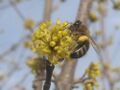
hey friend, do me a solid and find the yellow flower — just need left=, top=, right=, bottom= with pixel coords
left=88, top=12, right=98, bottom=22
left=57, top=49, right=62, bottom=54
left=56, top=19, right=61, bottom=25
left=24, top=19, right=34, bottom=29
left=54, top=46, right=59, bottom=51
left=42, top=48, right=51, bottom=55
left=26, top=57, right=46, bottom=74
left=84, top=80, right=94, bottom=90
left=87, top=63, right=101, bottom=79
left=84, top=79, right=100, bottom=90
left=62, top=30, right=69, bottom=36
left=52, top=36, right=58, bottom=41
left=62, top=21, right=69, bottom=27
left=50, top=41, right=56, bottom=47
left=84, top=83, right=93, bottom=90
left=23, top=41, right=31, bottom=48
left=39, top=23, right=47, bottom=30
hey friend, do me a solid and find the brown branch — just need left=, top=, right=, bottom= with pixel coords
left=32, top=75, right=44, bottom=90
left=37, top=75, right=56, bottom=83
left=34, top=0, right=53, bottom=28
left=43, top=61, right=55, bottom=90
left=76, top=0, right=93, bottom=23
left=32, top=57, right=46, bottom=90
left=56, top=60, right=77, bottom=90
left=43, top=0, right=52, bottom=21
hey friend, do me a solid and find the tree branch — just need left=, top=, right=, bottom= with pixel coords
left=43, top=0, right=52, bottom=21
left=43, top=61, right=55, bottom=90
left=10, top=0, right=25, bottom=20
left=76, top=0, right=93, bottom=23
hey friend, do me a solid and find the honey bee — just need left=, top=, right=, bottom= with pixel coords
left=69, top=20, right=100, bottom=59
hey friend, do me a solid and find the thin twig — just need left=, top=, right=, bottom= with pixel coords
left=73, top=70, right=87, bottom=84
left=0, top=34, right=30, bottom=61
left=10, top=0, right=34, bottom=32
left=10, top=0, right=25, bottom=20
left=43, top=61, right=55, bottom=90
left=0, top=4, right=10, bottom=10
left=43, top=0, right=52, bottom=21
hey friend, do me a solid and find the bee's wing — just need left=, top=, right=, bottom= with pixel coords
left=88, top=36, right=104, bottom=61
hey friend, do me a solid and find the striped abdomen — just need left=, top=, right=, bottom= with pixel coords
left=70, top=41, right=90, bottom=59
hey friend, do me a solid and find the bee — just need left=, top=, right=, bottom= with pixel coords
left=69, top=20, right=100, bottom=59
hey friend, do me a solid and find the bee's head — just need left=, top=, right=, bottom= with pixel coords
left=69, top=20, right=89, bottom=36
left=73, top=20, right=82, bottom=28
left=69, top=20, right=83, bottom=33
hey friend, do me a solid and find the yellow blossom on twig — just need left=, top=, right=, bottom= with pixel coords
left=24, top=19, right=34, bottom=29
left=88, top=12, right=98, bottom=22
left=82, top=62, right=100, bottom=90
left=26, top=57, right=45, bottom=74
left=84, top=79, right=99, bottom=90
left=87, top=63, right=101, bottom=79
left=27, top=20, right=76, bottom=64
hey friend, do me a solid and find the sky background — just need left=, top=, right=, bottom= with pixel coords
left=0, top=0, right=120, bottom=90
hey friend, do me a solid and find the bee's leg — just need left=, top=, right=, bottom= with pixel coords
left=43, top=60, right=55, bottom=90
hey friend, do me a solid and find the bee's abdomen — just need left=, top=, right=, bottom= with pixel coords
left=70, top=41, right=90, bottom=59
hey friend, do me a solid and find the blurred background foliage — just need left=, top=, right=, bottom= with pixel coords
left=0, top=0, right=120, bottom=90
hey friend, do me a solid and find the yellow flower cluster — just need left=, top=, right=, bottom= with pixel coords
left=84, top=81, right=94, bottom=90
left=83, top=63, right=100, bottom=90
left=29, top=20, right=75, bottom=64
left=88, top=12, right=98, bottom=22
left=84, top=80, right=99, bottom=90
left=26, top=57, right=45, bottom=74
left=87, top=63, right=101, bottom=79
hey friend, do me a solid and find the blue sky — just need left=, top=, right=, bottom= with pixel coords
left=0, top=0, right=120, bottom=90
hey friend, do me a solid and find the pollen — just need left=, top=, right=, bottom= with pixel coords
left=78, top=35, right=89, bottom=42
